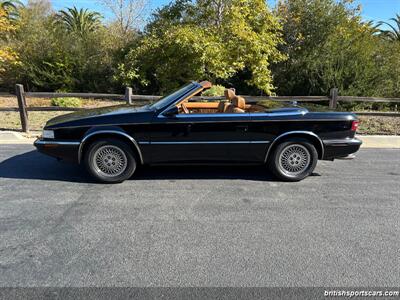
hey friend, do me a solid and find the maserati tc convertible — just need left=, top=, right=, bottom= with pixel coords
left=34, top=81, right=362, bottom=183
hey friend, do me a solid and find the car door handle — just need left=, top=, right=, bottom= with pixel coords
left=183, top=123, right=192, bottom=136
left=236, top=125, right=248, bottom=132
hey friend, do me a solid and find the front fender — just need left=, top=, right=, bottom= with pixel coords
left=78, top=126, right=144, bottom=164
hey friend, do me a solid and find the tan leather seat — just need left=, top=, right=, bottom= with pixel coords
left=226, top=96, right=246, bottom=113
left=217, top=101, right=230, bottom=113
left=224, top=89, right=236, bottom=101
left=217, top=89, right=236, bottom=113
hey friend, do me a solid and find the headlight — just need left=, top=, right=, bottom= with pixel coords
left=42, top=130, right=54, bottom=139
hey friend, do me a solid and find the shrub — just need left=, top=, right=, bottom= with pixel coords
left=202, top=85, right=226, bottom=96
left=51, top=97, right=82, bottom=107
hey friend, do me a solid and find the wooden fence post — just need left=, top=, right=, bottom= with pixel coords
left=125, top=87, right=133, bottom=105
left=329, top=88, right=338, bottom=109
left=15, top=84, right=29, bottom=133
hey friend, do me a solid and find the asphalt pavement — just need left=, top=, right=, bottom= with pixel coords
left=0, top=145, right=399, bottom=287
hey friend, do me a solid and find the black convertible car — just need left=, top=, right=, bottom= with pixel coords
left=35, top=81, right=362, bottom=183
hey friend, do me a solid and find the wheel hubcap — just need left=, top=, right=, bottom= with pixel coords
left=93, top=145, right=127, bottom=177
left=278, top=144, right=311, bottom=176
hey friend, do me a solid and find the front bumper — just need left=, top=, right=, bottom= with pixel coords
left=322, top=138, right=362, bottom=160
left=34, top=139, right=80, bottom=163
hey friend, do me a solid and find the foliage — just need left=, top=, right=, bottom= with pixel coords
left=0, top=0, right=23, bottom=21
left=202, top=84, right=226, bottom=96
left=117, top=0, right=285, bottom=94
left=1, top=1, right=74, bottom=91
left=0, top=6, right=18, bottom=78
left=55, top=6, right=102, bottom=38
left=378, top=14, right=400, bottom=42
left=51, top=97, right=82, bottom=107
left=0, top=0, right=399, bottom=106
left=272, top=0, right=400, bottom=99
left=1, top=1, right=118, bottom=93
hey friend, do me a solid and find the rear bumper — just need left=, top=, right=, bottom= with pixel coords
left=322, top=138, right=362, bottom=160
left=34, top=139, right=80, bottom=163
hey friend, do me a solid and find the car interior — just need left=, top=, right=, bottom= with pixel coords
left=176, top=82, right=267, bottom=114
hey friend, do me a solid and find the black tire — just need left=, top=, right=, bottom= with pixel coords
left=268, top=138, right=318, bottom=182
left=84, top=138, right=137, bottom=183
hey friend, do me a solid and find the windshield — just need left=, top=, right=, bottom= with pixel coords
left=150, top=83, right=198, bottom=110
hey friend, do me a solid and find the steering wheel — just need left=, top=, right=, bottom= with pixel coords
left=181, top=103, right=190, bottom=114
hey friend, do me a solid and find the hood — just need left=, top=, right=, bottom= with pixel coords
left=46, top=105, right=152, bottom=128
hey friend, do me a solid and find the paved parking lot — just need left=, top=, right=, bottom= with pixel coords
left=0, top=145, right=399, bottom=287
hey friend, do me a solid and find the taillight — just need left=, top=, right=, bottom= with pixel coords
left=351, top=120, right=359, bottom=132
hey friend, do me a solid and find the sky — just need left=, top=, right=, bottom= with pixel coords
left=26, top=0, right=400, bottom=25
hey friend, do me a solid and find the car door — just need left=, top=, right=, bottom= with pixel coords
left=148, top=112, right=260, bottom=163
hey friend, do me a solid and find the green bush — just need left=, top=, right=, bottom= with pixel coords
left=202, top=85, right=226, bottom=96
left=51, top=97, right=82, bottom=108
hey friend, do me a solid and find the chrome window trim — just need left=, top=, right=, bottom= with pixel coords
left=158, top=110, right=306, bottom=119
left=249, top=110, right=308, bottom=117
left=35, top=140, right=80, bottom=146
left=152, top=82, right=201, bottom=111
left=179, top=112, right=249, bottom=118
left=78, top=130, right=144, bottom=164
left=159, top=101, right=308, bottom=119
left=48, top=118, right=353, bottom=129
left=264, top=131, right=325, bottom=163
left=158, top=84, right=203, bottom=116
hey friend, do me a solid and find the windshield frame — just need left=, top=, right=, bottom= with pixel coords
left=150, top=82, right=202, bottom=111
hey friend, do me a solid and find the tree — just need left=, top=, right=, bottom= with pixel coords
left=98, top=0, right=147, bottom=34
left=2, top=1, right=75, bottom=91
left=0, top=0, right=123, bottom=93
left=272, top=0, right=386, bottom=96
left=118, top=0, right=285, bottom=94
left=378, top=14, right=400, bottom=42
left=56, top=6, right=102, bottom=38
left=0, top=0, right=23, bottom=21
left=0, top=6, right=18, bottom=82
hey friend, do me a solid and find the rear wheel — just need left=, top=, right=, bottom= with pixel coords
left=268, top=139, right=318, bottom=182
left=84, top=138, right=137, bottom=183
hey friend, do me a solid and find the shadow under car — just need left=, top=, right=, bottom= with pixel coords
left=0, top=150, right=288, bottom=183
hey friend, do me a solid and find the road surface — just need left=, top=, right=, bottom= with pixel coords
left=0, top=145, right=399, bottom=287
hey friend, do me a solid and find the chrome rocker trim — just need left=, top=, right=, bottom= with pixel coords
left=322, top=138, right=362, bottom=146
left=34, top=140, right=80, bottom=146
left=78, top=130, right=144, bottom=164
left=138, top=141, right=271, bottom=145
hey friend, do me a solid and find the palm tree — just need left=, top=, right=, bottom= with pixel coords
left=56, top=6, right=102, bottom=37
left=378, top=14, right=400, bottom=42
left=0, top=0, right=23, bottom=21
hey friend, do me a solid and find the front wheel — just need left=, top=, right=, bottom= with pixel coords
left=268, top=139, right=318, bottom=182
left=84, top=138, right=137, bottom=183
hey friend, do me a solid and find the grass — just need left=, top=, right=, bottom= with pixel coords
left=0, top=96, right=124, bottom=108
left=0, top=111, right=68, bottom=132
left=0, top=111, right=398, bottom=135
left=0, top=95, right=125, bottom=133
left=358, top=115, right=399, bottom=135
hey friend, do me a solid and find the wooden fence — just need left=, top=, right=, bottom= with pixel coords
left=0, top=85, right=399, bottom=132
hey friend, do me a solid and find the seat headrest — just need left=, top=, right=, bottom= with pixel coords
left=232, top=96, right=245, bottom=109
left=224, top=89, right=236, bottom=101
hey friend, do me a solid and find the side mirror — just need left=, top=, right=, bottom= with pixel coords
left=163, top=106, right=179, bottom=117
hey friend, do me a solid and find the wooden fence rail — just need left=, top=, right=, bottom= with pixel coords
left=0, top=84, right=398, bottom=132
